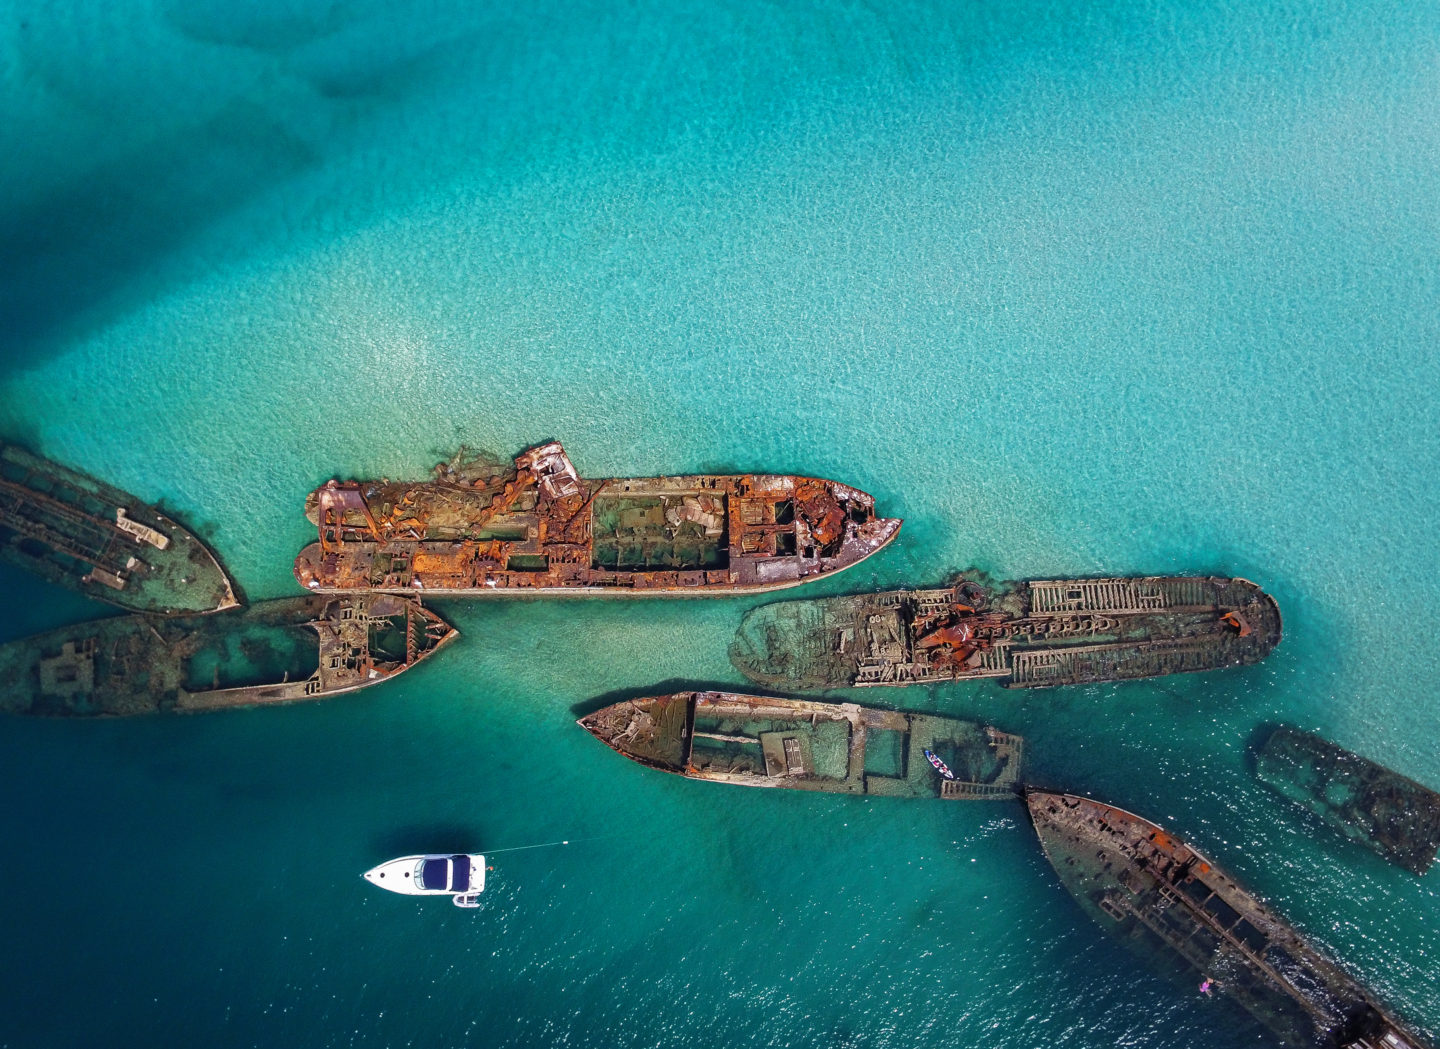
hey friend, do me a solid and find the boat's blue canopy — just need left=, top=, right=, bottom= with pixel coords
left=420, top=855, right=470, bottom=891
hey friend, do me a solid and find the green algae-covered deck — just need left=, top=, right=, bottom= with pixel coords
left=1256, top=726, right=1440, bottom=875
left=580, top=691, right=1023, bottom=800
left=0, top=444, right=237, bottom=616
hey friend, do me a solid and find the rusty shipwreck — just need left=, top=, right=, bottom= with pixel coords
left=0, top=443, right=237, bottom=615
left=293, top=442, right=900, bottom=596
left=730, top=573, right=1281, bottom=691
left=1028, top=792, right=1431, bottom=1049
left=0, top=595, right=455, bottom=716
left=580, top=691, right=1022, bottom=800
left=1256, top=726, right=1440, bottom=875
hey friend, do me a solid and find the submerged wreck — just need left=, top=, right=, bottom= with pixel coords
left=0, top=443, right=237, bottom=615
left=730, top=574, right=1281, bottom=691
left=1028, top=792, right=1431, bottom=1049
left=0, top=595, right=455, bottom=716
left=293, top=441, right=900, bottom=596
left=579, top=691, right=1022, bottom=800
left=1256, top=727, right=1440, bottom=875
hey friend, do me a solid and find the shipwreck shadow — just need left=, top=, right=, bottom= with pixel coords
left=0, top=99, right=320, bottom=372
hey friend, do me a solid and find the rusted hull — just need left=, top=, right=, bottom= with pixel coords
left=1256, top=727, right=1440, bottom=875
left=1027, top=792, right=1430, bottom=1049
left=0, top=443, right=238, bottom=616
left=0, top=595, right=456, bottom=717
left=579, top=690, right=1022, bottom=800
left=731, top=573, right=1282, bottom=691
left=293, top=442, right=900, bottom=596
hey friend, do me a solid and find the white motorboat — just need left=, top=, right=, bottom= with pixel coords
left=363, top=853, right=486, bottom=908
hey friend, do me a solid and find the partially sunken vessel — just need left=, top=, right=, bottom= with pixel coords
left=293, top=441, right=900, bottom=596
left=1256, top=726, right=1440, bottom=875
left=0, top=595, right=455, bottom=716
left=579, top=691, right=1022, bottom=800
left=0, top=443, right=236, bottom=615
left=731, top=573, right=1281, bottom=690
left=1028, top=792, right=1431, bottom=1049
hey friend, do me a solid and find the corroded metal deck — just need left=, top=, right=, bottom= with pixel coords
left=580, top=690, right=1022, bottom=800
left=0, top=595, right=455, bottom=716
left=1028, top=792, right=1431, bottom=1049
left=293, top=441, right=899, bottom=595
left=731, top=573, right=1282, bottom=690
left=0, top=443, right=237, bottom=615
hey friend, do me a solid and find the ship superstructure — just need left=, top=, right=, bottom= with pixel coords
left=293, top=442, right=900, bottom=596
left=1256, top=727, right=1440, bottom=875
left=580, top=690, right=1022, bottom=800
left=1027, top=792, right=1431, bottom=1049
left=0, top=443, right=237, bottom=615
left=731, top=574, right=1281, bottom=690
left=0, top=595, right=455, bottom=716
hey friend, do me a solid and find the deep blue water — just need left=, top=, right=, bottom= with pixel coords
left=2, top=1, right=1438, bottom=1046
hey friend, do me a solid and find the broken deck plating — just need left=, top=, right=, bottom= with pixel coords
left=580, top=690, right=1022, bottom=800
left=0, top=443, right=237, bottom=616
left=293, top=442, right=900, bottom=595
left=1256, top=726, right=1440, bottom=875
left=0, top=595, right=456, bottom=716
left=731, top=573, right=1282, bottom=690
left=1028, top=792, right=1431, bottom=1049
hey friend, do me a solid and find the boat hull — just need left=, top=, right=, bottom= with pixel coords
left=731, top=573, right=1282, bottom=690
left=1027, top=791, right=1430, bottom=1049
left=580, top=691, right=1022, bottom=800
left=293, top=442, right=900, bottom=596
left=0, top=595, right=456, bottom=716
left=0, top=443, right=237, bottom=615
left=1256, top=726, right=1440, bottom=875
left=363, top=854, right=486, bottom=898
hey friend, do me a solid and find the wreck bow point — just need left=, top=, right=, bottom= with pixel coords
left=293, top=442, right=901, bottom=595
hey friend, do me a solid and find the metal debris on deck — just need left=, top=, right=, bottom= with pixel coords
left=292, top=441, right=900, bottom=596
left=0, top=595, right=456, bottom=716
left=0, top=443, right=237, bottom=615
left=1027, top=792, right=1433, bottom=1049
left=1256, top=726, right=1440, bottom=875
left=731, top=572, right=1282, bottom=691
left=579, top=690, right=1022, bottom=800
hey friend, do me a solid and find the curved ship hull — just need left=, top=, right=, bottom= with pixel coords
left=1256, top=726, right=1440, bottom=875
left=0, top=595, right=456, bottom=716
left=293, top=442, right=900, bottom=596
left=0, top=443, right=237, bottom=615
left=730, top=573, right=1282, bottom=690
left=1027, top=792, right=1430, bottom=1049
left=580, top=691, right=1022, bottom=800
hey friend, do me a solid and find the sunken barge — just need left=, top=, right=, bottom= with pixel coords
left=1256, top=727, right=1440, bottom=875
left=0, top=595, right=455, bottom=716
left=0, top=443, right=236, bottom=615
left=580, top=691, right=1022, bottom=800
left=293, top=442, right=900, bottom=596
left=730, top=573, right=1281, bottom=690
left=1028, top=792, right=1431, bottom=1049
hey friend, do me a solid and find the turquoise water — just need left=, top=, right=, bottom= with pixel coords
left=3, top=0, right=1439, bottom=1045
